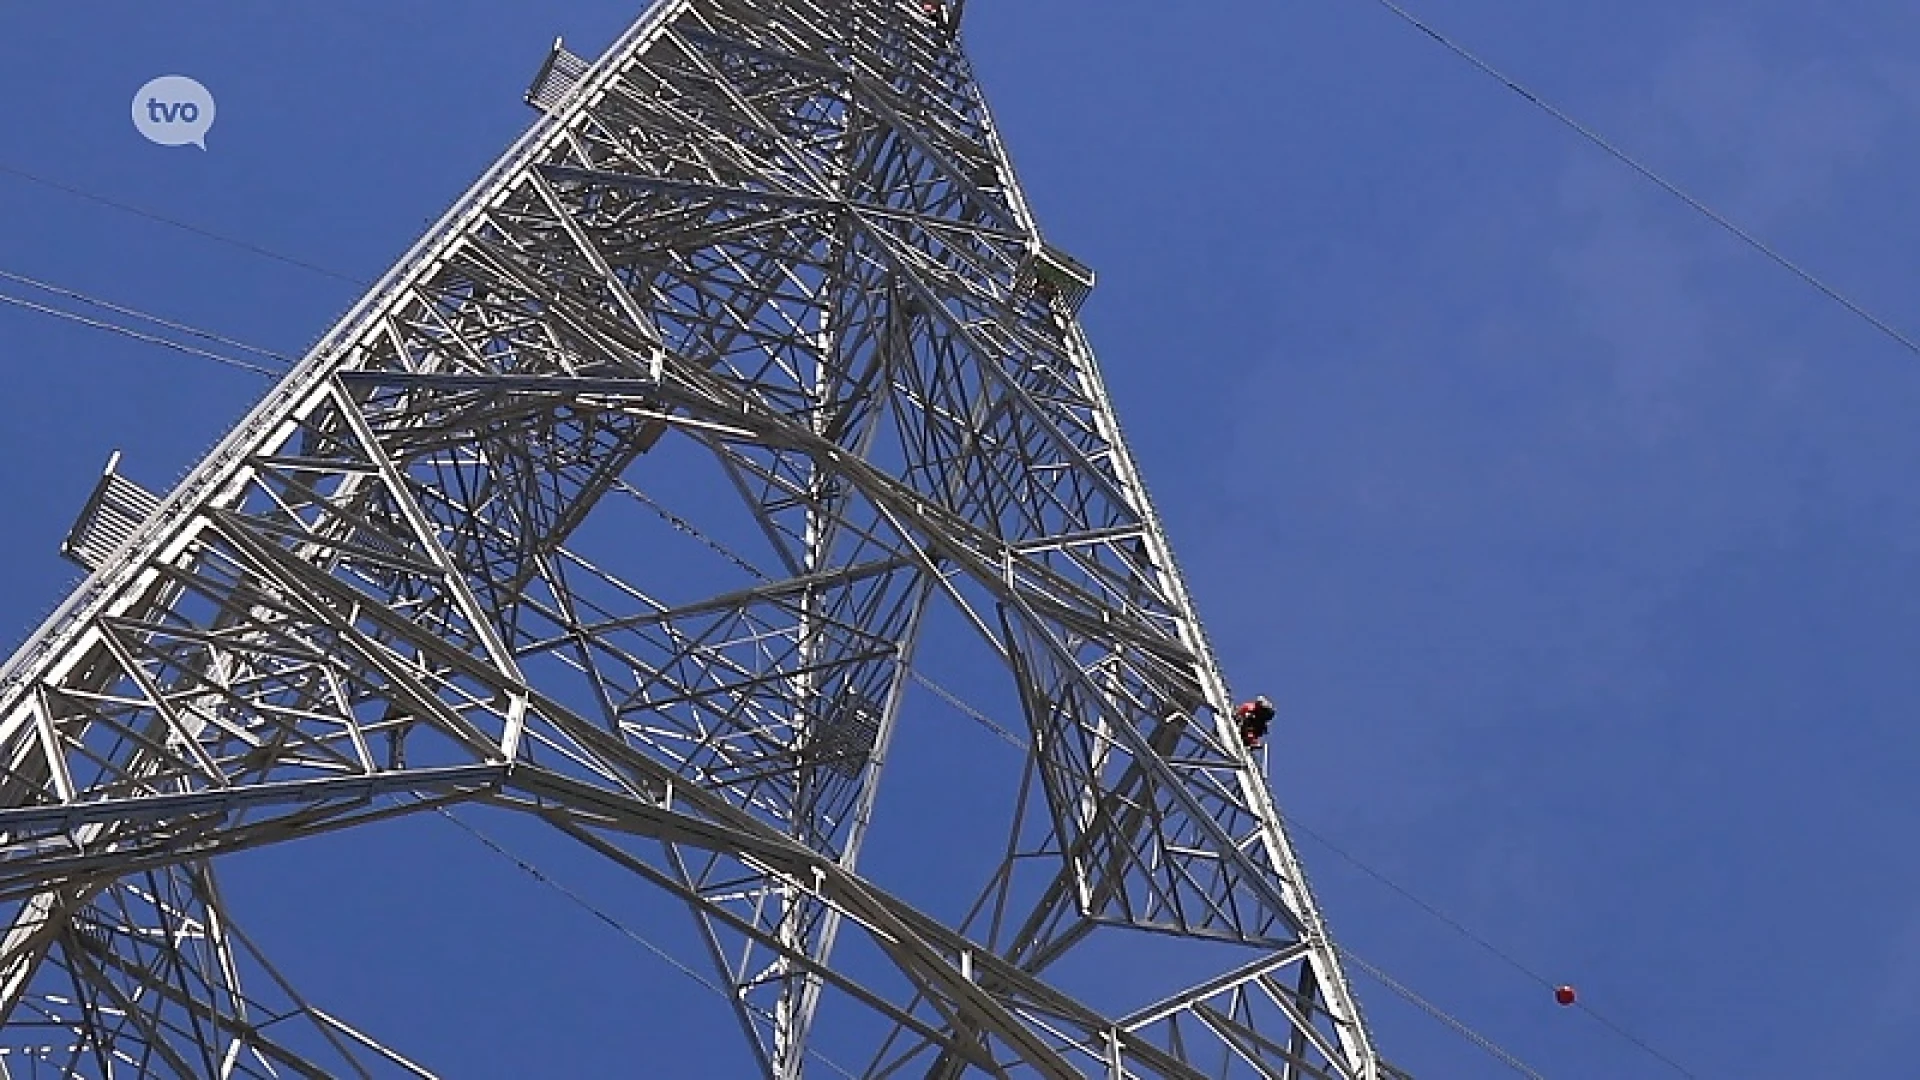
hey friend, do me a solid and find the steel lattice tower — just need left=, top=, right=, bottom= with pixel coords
left=0, top=2, right=1402, bottom=1076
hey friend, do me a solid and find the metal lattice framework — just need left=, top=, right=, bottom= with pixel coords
left=0, top=2, right=1400, bottom=1076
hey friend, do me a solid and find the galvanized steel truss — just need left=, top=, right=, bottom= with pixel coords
left=0, top=1, right=1391, bottom=1076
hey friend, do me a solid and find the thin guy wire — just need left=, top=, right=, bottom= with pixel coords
left=0, top=160, right=370, bottom=287
left=0, top=288, right=284, bottom=378
left=1361, top=0, right=1920, bottom=361
left=1291, top=818, right=1698, bottom=1078
left=1338, top=948, right=1547, bottom=1080
left=0, top=267, right=299, bottom=367
left=425, top=803, right=863, bottom=1080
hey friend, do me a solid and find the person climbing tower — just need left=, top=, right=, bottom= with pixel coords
left=1235, top=695, right=1275, bottom=749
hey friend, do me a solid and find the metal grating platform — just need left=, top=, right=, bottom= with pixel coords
left=525, top=38, right=590, bottom=114
left=60, top=450, right=161, bottom=573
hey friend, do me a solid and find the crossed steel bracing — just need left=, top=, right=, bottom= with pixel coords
left=0, top=1, right=1395, bottom=1075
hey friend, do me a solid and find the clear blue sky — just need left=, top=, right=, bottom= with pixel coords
left=3, top=0, right=1919, bottom=1075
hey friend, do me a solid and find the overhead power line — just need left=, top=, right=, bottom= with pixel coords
left=0, top=267, right=298, bottom=371
left=1359, top=0, right=1920, bottom=361
left=0, top=285, right=285, bottom=378
left=0, top=160, right=370, bottom=287
left=1339, top=947, right=1547, bottom=1079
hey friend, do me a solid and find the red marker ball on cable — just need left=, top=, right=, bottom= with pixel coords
left=1554, top=985, right=1577, bottom=1006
